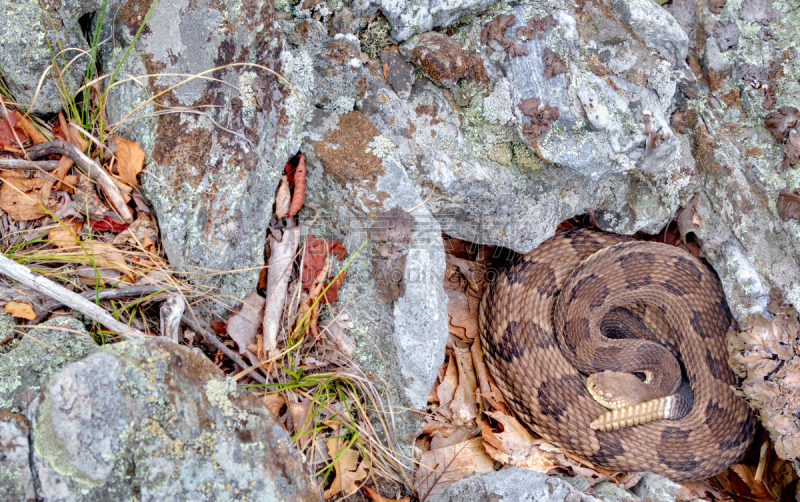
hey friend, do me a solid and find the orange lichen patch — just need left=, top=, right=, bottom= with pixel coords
left=409, top=32, right=475, bottom=87
left=415, top=104, right=437, bottom=117
left=407, top=121, right=417, bottom=139
left=588, top=52, right=610, bottom=76
left=313, top=111, right=385, bottom=186
left=720, top=88, right=740, bottom=109
left=325, top=40, right=361, bottom=65
left=744, top=147, right=763, bottom=158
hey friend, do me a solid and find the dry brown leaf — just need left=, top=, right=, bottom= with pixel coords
left=263, top=393, right=286, bottom=417
left=444, top=254, right=487, bottom=295
left=430, top=427, right=471, bottom=450
left=0, top=171, right=55, bottom=221
left=363, top=486, right=410, bottom=502
left=15, top=111, right=48, bottom=145
left=113, top=134, right=145, bottom=187
left=4, top=301, right=36, bottom=320
left=676, top=480, right=729, bottom=501
left=324, top=437, right=367, bottom=499
left=67, top=121, right=90, bottom=152
left=414, top=437, right=494, bottom=498
left=435, top=354, right=458, bottom=420
left=86, top=242, right=133, bottom=275
left=675, top=196, right=700, bottom=243
left=53, top=155, right=75, bottom=185
left=288, top=397, right=314, bottom=449
left=729, top=464, right=771, bottom=500
left=112, top=214, right=159, bottom=247
left=319, top=314, right=356, bottom=359
left=226, top=291, right=266, bottom=359
left=450, top=345, right=478, bottom=427
left=471, top=338, right=507, bottom=413
left=275, top=175, right=291, bottom=218
left=48, top=221, right=83, bottom=248
left=482, top=411, right=559, bottom=472
left=777, top=189, right=800, bottom=221
left=446, top=289, right=479, bottom=339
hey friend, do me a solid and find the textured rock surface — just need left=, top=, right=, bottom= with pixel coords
left=427, top=468, right=601, bottom=502
left=0, top=411, right=35, bottom=502
left=77, top=0, right=296, bottom=309
left=0, top=1, right=89, bottom=114
left=301, top=102, right=449, bottom=455
left=0, top=316, right=97, bottom=414
left=428, top=468, right=682, bottom=502
left=28, top=338, right=319, bottom=501
left=360, top=0, right=498, bottom=41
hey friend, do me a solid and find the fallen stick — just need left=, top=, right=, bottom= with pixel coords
left=181, top=313, right=267, bottom=384
left=0, top=253, right=145, bottom=340
left=0, top=159, right=60, bottom=170
left=26, top=140, right=133, bottom=222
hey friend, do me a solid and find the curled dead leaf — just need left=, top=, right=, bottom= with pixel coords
left=113, top=134, right=145, bottom=187
left=48, top=220, right=83, bottom=248
left=4, top=301, right=36, bottom=320
left=324, top=437, right=367, bottom=499
left=414, top=437, right=494, bottom=498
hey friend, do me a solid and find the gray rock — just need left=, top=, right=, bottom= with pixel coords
left=301, top=106, right=449, bottom=455
left=0, top=1, right=89, bottom=114
left=0, top=412, right=35, bottom=502
left=426, top=468, right=601, bottom=502
left=93, top=0, right=298, bottom=311
left=631, top=472, right=682, bottom=501
left=360, top=0, right=497, bottom=42
left=714, top=20, right=741, bottom=52
left=610, top=0, right=688, bottom=67
left=28, top=338, right=319, bottom=501
left=0, top=316, right=97, bottom=414
left=428, top=469, right=683, bottom=502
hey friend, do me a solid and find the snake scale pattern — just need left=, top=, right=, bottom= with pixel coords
left=479, top=228, right=756, bottom=480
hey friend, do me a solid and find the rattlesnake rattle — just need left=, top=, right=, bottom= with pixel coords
left=479, top=227, right=756, bottom=480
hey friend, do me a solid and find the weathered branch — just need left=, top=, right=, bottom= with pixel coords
left=0, top=253, right=145, bottom=340
left=26, top=140, right=133, bottom=222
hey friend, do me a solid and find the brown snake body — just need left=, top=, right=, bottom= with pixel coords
left=479, top=228, right=756, bottom=480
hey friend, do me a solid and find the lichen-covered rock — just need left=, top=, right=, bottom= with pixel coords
left=729, top=296, right=800, bottom=462
left=301, top=106, right=449, bottom=455
left=398, top=32, right=485, bottom=89
left=360, top=0, right=498, bottom=41
left=0, top=1, right=89, bottom=114
left=57, top=0, right=298, bottom=311
left=0, top=316, right=97, bottom=414
left=0, top=411, right=34, bottom=502
left=28, top=338, right=319, bottom=501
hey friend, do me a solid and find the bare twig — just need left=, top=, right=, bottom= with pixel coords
left=31, top=284, right=176, bottom=324
left=0, top=253, right=145, bottom=339
left=25, top=140, right=133, bottom=222
left=0, top=159, right=60, bottom=170
left=181, top=312, right=267, bottom=384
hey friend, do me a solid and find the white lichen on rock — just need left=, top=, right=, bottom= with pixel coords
left=237, top=71, right=259, bottom=113
left=482, top=78, right=515, bottom=125
left=366, top=135, right=396, bottom=159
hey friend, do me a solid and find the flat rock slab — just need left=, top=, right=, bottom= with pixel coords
left=0, top=316, right=97, bottom=414
left=28, top=338, right=320, bottom=502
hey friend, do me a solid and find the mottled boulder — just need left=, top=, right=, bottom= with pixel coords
left=28, top=338, right=319, bottom=501
left=0, top=316, right=97, bottom=414
left=399, top=32, right=486, bottom=89
left=0, top=1, right=89, bottom=114
left=0, top=412, right=34, bottom=502
left=95, top=0, right=297, bottom=309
